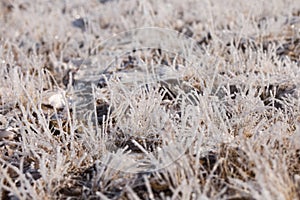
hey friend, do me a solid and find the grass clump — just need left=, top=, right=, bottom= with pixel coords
left=0, top=0, right=300, bottom=199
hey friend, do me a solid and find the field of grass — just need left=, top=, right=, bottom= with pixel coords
left=0, top=0, right=300, bottom=199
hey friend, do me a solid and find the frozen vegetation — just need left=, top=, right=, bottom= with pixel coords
left=0, top=0, right=300, bottom=199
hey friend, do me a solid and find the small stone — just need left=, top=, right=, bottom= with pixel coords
left=175, top=19, right=184, bottom=30
left=72, top=18, right=86, bottom=31
left=42, top=91, right=67, bottom=109
left=98, top=0, right=113, bottom=4
left=49, top=93, right=66, bottom=109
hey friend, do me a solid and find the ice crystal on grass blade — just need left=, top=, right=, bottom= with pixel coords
left=0, top=0, right=300, bottom=199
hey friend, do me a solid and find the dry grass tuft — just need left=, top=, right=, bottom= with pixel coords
left=1, top=0, right=300, bottom=199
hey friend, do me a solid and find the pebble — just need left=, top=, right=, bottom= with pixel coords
left=72, top=17, right=86, bottom=31
left=98, top=0, right=113, bottom=4
left=42, top=91, right=67, bottom=109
